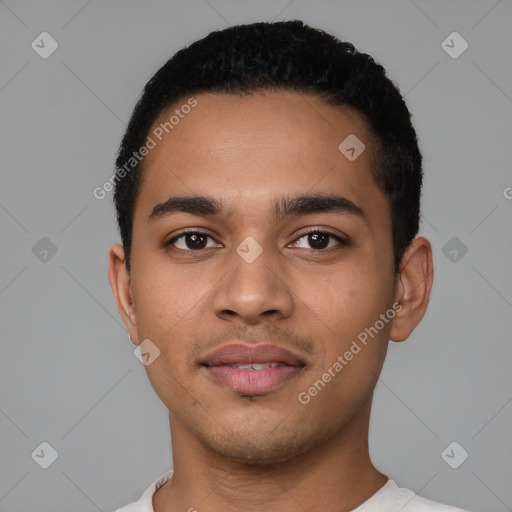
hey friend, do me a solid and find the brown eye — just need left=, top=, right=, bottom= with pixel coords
left=308, top=232, right=329, bottom=249
left=167, top=231, right=221, bottom=251
left=290, top=231, right=347, bottom=251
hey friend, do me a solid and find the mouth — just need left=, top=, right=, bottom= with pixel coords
left=200, top=343, right=307, bottom=395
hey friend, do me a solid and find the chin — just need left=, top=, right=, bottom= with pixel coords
left=195, top=417, right=318, bottom=465
left=211, top=436, right=307, bottom=465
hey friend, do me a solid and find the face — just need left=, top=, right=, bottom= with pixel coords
left=113, top=91, right=403, bottom=463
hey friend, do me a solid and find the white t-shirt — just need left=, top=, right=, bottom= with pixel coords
left=113, top=470, right=470, bottom=512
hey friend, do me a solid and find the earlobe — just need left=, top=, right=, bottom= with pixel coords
left=108, top=243, right=138, bottom=341
left=389, top=237, right=434, bottom=343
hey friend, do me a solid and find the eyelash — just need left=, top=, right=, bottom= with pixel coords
left=164, top=228, right=348, bottom=253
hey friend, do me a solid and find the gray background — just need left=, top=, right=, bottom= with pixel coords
left=1, top=1, right=511, bottom=511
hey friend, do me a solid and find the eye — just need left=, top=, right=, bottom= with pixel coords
left=289, top=230, right=347, bottom=251
left=166, top=231, right=222, bottom=251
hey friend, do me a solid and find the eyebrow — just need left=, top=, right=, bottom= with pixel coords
left=148, top=194, right=366, bottom=223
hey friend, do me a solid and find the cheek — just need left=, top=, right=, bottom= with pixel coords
left=301, top=265, right=387, bottom=338
left=131, top=260, right=200, bottom=333
left=143, top=356, right=183, bottom=412
left=297, top=273, right=391, bottom=417
left=134, top=289, right=176, bottom=336
left=130, top=266, right=213, bottom=396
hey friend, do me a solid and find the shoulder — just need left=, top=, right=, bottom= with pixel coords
left=403, top=493, right=471, bottom=512
left=387, top=480, right=470, bottom=512
left=354, top=480, right=471, bottom=512
left=111, top=470, right=174, bottom=512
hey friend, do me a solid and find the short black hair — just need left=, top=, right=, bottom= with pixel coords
left=114, top=20, right=423, bottom=274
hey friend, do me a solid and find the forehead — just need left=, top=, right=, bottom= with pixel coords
left=135, top=91, right=388, bottom=223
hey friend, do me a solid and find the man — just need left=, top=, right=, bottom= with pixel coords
left=108, top=20, right=470, bottom=512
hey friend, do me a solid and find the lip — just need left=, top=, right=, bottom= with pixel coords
left=200, top=342, right=306, bottom=395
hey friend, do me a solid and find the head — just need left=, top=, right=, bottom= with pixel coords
left=109, top=21, right=432, bottom=464
left=114, top=20, right=422, bottom=275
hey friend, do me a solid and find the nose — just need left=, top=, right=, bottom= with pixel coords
left=211, top=245, right=294, bottom=326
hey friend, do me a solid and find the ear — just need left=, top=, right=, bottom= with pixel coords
left=108, top=243, right=139, bottom=345
left=389, top=236, right=433, bottom=343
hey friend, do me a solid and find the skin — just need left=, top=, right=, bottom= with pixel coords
left=108, top=91, right=433, bottom=512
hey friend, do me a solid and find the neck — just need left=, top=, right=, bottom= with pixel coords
left=153, top=398, right=387, bottom=512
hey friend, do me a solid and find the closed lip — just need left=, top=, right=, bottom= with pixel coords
left=200, top=342, right=307, bottom=367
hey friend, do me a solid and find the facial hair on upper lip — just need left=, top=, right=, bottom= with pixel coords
left=187, top=326, right=317, bottom=368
